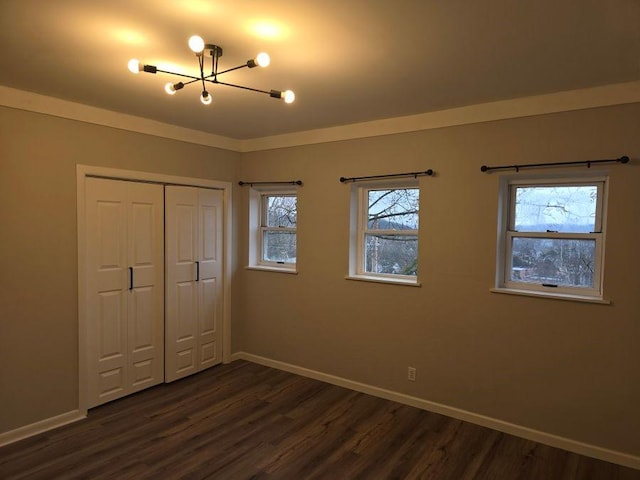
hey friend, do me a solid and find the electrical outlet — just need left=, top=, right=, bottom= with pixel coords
left=407, top=366, right=416, bottom=382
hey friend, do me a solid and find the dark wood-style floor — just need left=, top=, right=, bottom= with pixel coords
left=1, top=360, right=638, bottom=480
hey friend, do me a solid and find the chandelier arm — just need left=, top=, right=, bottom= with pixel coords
left=208, top=80, right=274, bottom=96
left=181, top=78, right=201, bottom=87
left=199, top=55, right=207, bottom=91
left=155, top=69, right=200, bottom=81
left=215, top=64, right=249, bottom=76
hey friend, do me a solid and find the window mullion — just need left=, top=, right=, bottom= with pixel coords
left=510, top=231, right=599, bottom=240
left=264, top=226, right=296, bottom=234
left=365, top=229, right=418, bottom=236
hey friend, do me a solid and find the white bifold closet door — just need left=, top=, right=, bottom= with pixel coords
left=165, top=186, right=223, bottom=382
left=86, top=178, right=164, bottom=408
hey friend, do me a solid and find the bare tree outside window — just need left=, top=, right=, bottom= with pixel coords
left=511, top=238, right=596, bottom=287
left=365, top=188, right=419, bottom=276
left=514, top=186, right=597, bottom=232
left=262, top=194, right=297, bottom=264
left=509, top=185, right=599, bottom=289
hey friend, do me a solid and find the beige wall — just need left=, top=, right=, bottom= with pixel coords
left=236, top=103, right=640, bottom=456
left=0, top=106, right=241, bottom=432
left=1, top=101, right=639, bottom=458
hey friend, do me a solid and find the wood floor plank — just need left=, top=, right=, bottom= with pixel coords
left=1, top=360, right=638, bottom=480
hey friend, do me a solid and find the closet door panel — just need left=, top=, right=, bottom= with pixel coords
left=166, top=186, right=223, bottom=381
left=86, top=178, right=128, bottom=406
left=197, top=189, right=223, bottom=370
left=96, top=290, right=126, bottom=398
left=174, top=281, right=197, bottom=373
left=86, top=178, right=164, bottom=407
left=165, top=186, right=199, bottom=382
left=199, top=277, right=217, bottom=367
left=126, top=182, right=164, bottom=393
left=130, top=286, right=155, bottom=378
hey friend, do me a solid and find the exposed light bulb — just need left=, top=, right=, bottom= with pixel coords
left=283, top=90, right=295, bottom=104
left=188, top=35, right=205, bottom=53
left=200, top=91, right=212, bottom=105
left=256, top=52, right=270, bottom=67
left=163, top=82, right=184, bottom=95
left=127, top=58, right=141, bottom=74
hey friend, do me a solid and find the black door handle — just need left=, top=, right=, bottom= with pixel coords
left=129, top=267, right=133, bottom=290
left=195, top=261, right=200, bottom=282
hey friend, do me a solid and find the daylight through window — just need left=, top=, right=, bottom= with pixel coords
left=261, top=193, right=297, bottom=265
left=498, top=177, right=607, bottom=299
left=248, top=188, right=298, bottom=272
left=350, top=182, right=420, bottom=284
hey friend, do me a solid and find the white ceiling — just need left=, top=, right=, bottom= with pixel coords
left=0, top=0, right=638, bottom=140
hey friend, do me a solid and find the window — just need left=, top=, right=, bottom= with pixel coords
left=248, top=189, right=297, bottom=272
left=496, top=176, right=607, bottom=300
left=349, top=181, right=419, bottom=284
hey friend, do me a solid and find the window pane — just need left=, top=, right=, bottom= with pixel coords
left=367, top=188, right=419, bottom=230
left=265, top=195, right=297, bottom=227
left=510, top=237, right=596, bottom=288
left=514, top=185, right=597, bottom=233
left=263, top=231, right=296, bottom=263
left=364, top=234, right=418, bottom=276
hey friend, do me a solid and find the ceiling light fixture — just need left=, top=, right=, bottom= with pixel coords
left=128, top=35, right=295, bottom=107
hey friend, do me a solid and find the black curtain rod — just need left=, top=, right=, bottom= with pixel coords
left=238, top=180, right=303, bottom=187
left=340, top=169, right=434, bottom=184
left=480, top=156, right=629, bottom=173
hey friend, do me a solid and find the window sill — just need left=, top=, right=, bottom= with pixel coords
left=490, top=287, right=610, bottom=304
left=345, top=275, right=421, bottom=287
left=245, top=265, right=298, bottom=275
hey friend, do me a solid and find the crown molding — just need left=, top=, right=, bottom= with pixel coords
left=2, top=81, right=639, bottom=154
left=239, top=81, right=640, bottom=152
left=0, top=85, right=241, bottom=152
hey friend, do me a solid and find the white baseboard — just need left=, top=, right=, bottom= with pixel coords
left=0, top=410, right=86, bottom=447
left=231, top=351, right=640, bottom=470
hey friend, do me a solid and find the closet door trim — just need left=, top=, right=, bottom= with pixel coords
left=77, top=165, right=232, bottom=415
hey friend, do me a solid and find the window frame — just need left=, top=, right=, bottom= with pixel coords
left=348, top=179, right=420, bottom=285
left=248, top=187, right=298, bottom=273
left=496, top=174, right=608, bottom=300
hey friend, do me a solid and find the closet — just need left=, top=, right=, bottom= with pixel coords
left=84, top=177, right=223, bottom=408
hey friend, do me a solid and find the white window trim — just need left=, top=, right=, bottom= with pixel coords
left=347, top=179, right=420, bottom=286
left=247, top=186, right=298, bottom=273
left=495, top=173, right=609, bottom=302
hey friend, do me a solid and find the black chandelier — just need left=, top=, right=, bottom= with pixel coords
left=128, top=35, right=295, bottom=106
